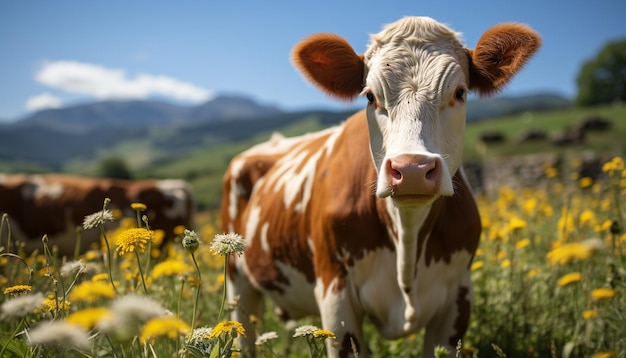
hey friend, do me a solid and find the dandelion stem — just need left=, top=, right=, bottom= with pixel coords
left=190, top=252, right=202, bottom=332
left=99, top=225, right=118, bottom=294
left=216, top=255, right=229, bottom=324
left=134, top=250, right=149, bottom=295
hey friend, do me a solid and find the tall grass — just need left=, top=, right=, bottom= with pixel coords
left=0, top=155, right=624, bottom=357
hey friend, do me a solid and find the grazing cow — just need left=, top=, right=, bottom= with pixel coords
left=0, top=174, right=194, bottom=256
left=221, top=16, right=540, bottom=357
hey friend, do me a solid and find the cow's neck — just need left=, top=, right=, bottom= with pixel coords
left=384, top=197, right=434, bottom=331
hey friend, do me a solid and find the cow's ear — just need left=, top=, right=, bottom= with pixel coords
left=466, top=23, right=541, bottom=97
left=292, top=33, right=364, bottom=101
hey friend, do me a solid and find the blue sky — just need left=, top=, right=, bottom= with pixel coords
left=1, top=0, right=625, bottom=121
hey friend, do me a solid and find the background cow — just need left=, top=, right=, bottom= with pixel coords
left=222, top=16, right=539, bottom=357
left=0, top=174, right=194, bottom=256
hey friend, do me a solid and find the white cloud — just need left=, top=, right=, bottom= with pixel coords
left=26, top=92, right=63, bottom=112
left=34, top=60, right=212, bottom=103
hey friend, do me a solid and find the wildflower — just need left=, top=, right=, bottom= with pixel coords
left=592, top=352, right=616, bottom=358
left=313, top=329, right=336, bottom=339
left=66, top=307, right=111, bottom=330
left=590, top=288, right=616, bottom=301
left=140, top=316, right=191, bottom=344
left=526, top=269, right=539, bottom=279
left=92, top=273, right=109, bottom=282
left=293, top=324, right=319, bottom=337
left=500, top=259, right=512, bottom=268
left=602, top=156, right=624, bottom=176
left=0, top=292, right=45, bottom=320
left=3, top=284, right=32, bottom=295
left=578, top=177, right=593, bottom=189
left=557, top=272, right=582, bottom=287
left=27, top=320, right=90, bottom=350
left=508, top=218, right=527, bottom=233
left=60, top=260, right=86, bottom=277
left=579, top=210, right=596, bottom=227
left=515, top=238, right=531, bottom=249
left=151, top=259, right=193, bottom=279
left=209, top=320, right=246, bottom=339
left=115, top=228, right=153, bottom=255
left=544, top=167, right=558, bottom=178
left=69, top=281, right=115, bottom=303
left=256, top=331, right=279, bottom=345
left=470, top=261, right=484, bottom=271
left=583, top=309, right=598, bottom=319
left=210, top=232, right=246, bottom=256
left=186, top=326, right=214, bottom=354
left=40, top=295, right=71, bottom=314
left=546, top=239, right=602, bottom=265
left=82, top=209, right=114, bottom=230
left=97, top=294, right=167, bottom=341
left=174, top=225, right=186, bottom=236
left=131, top=202, right=147, bottom=211
left=182, top=229, right=200, bottom=254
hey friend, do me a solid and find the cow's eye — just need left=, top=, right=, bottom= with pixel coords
left=366, top=91, right=375, bottom=104
left=455, top=88, right=465, bottom=101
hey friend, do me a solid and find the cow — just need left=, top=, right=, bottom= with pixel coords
left=221, top=16, right=540, bottom=357
left=0, top=174, right=194, bottom=256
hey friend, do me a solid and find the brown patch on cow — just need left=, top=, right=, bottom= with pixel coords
left=449, top=286, right=471, bottom=346
left=418, top=172, right=481, bottom=267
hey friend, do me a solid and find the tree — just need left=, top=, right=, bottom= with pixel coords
left=98, top=156, right=133, bottom=179
left=576, top=39, right=626, bottom=106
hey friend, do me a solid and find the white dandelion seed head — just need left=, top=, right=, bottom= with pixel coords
left=27, top=320, right=91, bottom=350
left=82, top=209, right=114, bottom=230
left=60, top=260, right=86, bottom=277
left=210, top=232, right=246, bottom=256
left=0, top=292, right=45, bottom=320
left=293, top=325, right=319, bottom=337
left=97, top=294, right=168, bottom=342
left=255, top=331, right=279, bottom=345
left=182, top=229, right=200, bottom=254
left=186, top=326, right=215, bottom=354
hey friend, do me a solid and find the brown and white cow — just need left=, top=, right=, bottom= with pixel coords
left=221, top=16, right=540, bottom=357
left=0, top=174, right=194, bottom=256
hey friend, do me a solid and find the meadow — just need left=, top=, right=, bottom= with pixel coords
left=1, top=103, right=625, bottom=357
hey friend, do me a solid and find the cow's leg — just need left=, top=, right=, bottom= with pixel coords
left=228, top=271, right=263, bottom=356
left=422, top=277, right=473, bottom=358
left=317, top=282, right=366, bottom=358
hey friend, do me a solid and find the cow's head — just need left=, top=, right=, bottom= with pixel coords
left=292, top=16, right=540, bottom=206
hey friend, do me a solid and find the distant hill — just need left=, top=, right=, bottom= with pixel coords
left=0, top=92, right=572, bottom=171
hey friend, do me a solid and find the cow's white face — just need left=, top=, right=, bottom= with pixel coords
left=362, top=17, right=469, bottom=206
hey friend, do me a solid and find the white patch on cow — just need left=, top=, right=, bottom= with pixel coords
left=244, top=205, right=262, bottom=246
left=22, top=175, right=64, bottom=200
left=227, top=159, right=246, bottom=227
left=268, top=261, right=318, bottom=318
left=259, top=221, right=270, bottom=252
left=156, top=179, right=191, bottom=219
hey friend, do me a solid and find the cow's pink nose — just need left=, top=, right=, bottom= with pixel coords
left=387, top=155, right=441, bottom=196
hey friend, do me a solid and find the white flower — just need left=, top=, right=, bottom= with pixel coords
left=293, top=325, right=319, bottom=337
left=255, top=331, right=279, bottom=345
left=182, top=229, right=200, bottom=254
left=27, top=320, right=90, bottom=350
left=0, top=292, right=45, bottom=320
left=186, top=326, right=215, bottom=354
left=96, top=294, right=168, bottom=341
left=60, top=260, right=86, bottom=277
left=82, top=209, right=114, bottom=230
left=210, top=232, right=246, bottom=256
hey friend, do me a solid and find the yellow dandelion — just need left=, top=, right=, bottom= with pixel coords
left=544, top=167, right=558, bottom=178
left=500, top=259, right=512, bottom=268
left=92, top=273, right=109, bottom=282
left=313, top=329, right=336, bottom=339
left=579, top=210, right=596, bottom=227
left=582, top=309, right=598, bottom=320
left=69, top=281, right=116, bottom=303
left=151, top=259, right=193, bottom=279
left=115, top=228, right=153, bottom=256
left=526, top=269, right=539, bottom=279
left=557, top=272, right=582, bottom=287
left=173, top=225, right=186, bottom=236
left=140, top=316, right=190, bottom=344
left=590, top=288, right=616, bottom=301
left=508, top=218, right=527, bottom=234
left=592, top=352, right=615, bottom=358
left=547, top=242, right=594, bottom=265
left=66, top=307, right=111, bottom=330
left=131, top=202, right=147, bottom=211
left=602, top=156, right=624, bottom=176
left=470, top=261, right=484, bottom=271
left=3, top=285, right=32, bottom=295
left=578, top=177, right=593, bottom=189
left=515, top=238, right=531, bottom=250
left=209, top=320, right=246, bottom=339
left=40, top=295, right=71, bottom=313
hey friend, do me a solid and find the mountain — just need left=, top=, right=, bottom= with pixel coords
left=0, top=92, right=572, bottom=171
